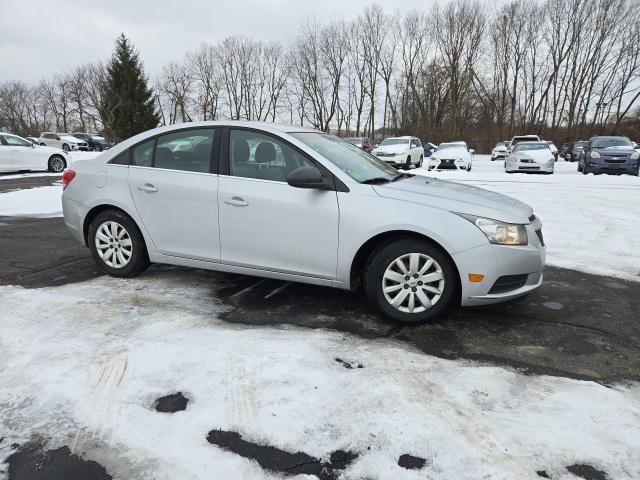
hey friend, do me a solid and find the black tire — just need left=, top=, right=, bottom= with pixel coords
left=363, top=238, right=458, bottom=323
left=582, top=162, right=590, bottom=175
left=47, top=155, right=66, bottom=173
left=405, top=156, right=411, bottom=169
left=62, top=144, right=70, bottom=152
left=418, top=154, right=423, bottom=167
left=39, top=142, right=46, bottom=146
left=88, top=209, right=150, bottom=278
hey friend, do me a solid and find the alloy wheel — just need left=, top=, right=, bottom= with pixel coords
left=95, top=221, right=133, bottom=269
left=382, top=253, right=445, bottom=313
left=49, top=156, right=65, bottom=173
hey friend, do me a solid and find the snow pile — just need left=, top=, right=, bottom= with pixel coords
left=409, top=157, right=640, bottom=281
left=1, top=273, right=638, bottom=479
left=0, top=184, right=63, bottom=217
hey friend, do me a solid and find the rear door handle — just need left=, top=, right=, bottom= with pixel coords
left=224, top=196, right=249, bottom=207
left=137, top=183, right=157, bottom=193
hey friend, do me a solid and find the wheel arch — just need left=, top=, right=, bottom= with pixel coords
left=82, top=204, right=141, bottom=247
left=349, top=229, right=462, bottom=303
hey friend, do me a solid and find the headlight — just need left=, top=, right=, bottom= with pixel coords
left=590, top=151, right=601, bottom=159
left=457, top=213, right=528, bottom=246
left=631, top=152, right=639, bottom=160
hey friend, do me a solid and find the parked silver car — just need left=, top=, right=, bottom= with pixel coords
left=62, top=122, right=546, bottom=322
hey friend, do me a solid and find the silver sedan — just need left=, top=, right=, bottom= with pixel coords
left=62, top=122, right=545, bottom=323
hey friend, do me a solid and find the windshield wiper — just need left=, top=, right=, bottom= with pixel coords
left=389, top=173, right=413, bottom=182
left=361, top=177, right=393, bottom=184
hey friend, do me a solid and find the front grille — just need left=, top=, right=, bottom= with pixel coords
left=535, top=229, right=544, bottom=246
left=489, top=274, right=529, bottom=294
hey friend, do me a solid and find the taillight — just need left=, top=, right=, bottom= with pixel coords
left=62, top=169, right=76, bottom=190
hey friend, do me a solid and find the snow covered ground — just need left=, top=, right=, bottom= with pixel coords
left=404, top=156, right=640, bottom=281
left=0, top=184, right=64, bottom=217
left=1, top=272, right=639, bottom=480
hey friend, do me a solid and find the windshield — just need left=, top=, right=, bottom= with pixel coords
left=513, top=142, right=550, bottom=152
left=592, top=137, right=632, bottom=149
left=91, top=136, right=106, bottom=141
left=291, top=132, right=401, bottom=183
left=344, top=138, right=362, bottom=145
left=380, top=138, right=409, bottom=146
left=438, top=143, right=463, bottom=150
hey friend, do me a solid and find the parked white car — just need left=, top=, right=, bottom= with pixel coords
left=505, top=141, right=555, bottom=174
left=39, top=132, right=88, bottom=152
left=0, top=133, right=70, bottom=173
left=372, top=136, right=424, bottom=168
left=61, top=121, right=545, bottom=323
left=491, top=141, right=508, bottom=161
left=428, top=142, right=473, bottom=171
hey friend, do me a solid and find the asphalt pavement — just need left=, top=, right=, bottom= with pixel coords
left=0, top=173, right=638, bottom=384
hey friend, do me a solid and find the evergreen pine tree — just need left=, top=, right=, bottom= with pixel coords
left=100, top=34, right=159, bottom=141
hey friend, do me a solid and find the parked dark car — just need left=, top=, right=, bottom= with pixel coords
left=72, top=132, right=113, bottom=151
left=564, top=141, right=588, bottom=162
left=421, top=141, right=437, bottom=157
left=344, top=137, right=373, bottom=153
left=578, top=136, right=639, bottom=175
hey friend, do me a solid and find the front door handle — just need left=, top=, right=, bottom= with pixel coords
left=137, top=183, right=158, bottom=193
left=224, top=196, right=249, bottom=207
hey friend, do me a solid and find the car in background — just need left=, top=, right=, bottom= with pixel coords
left=559, top=143, right=570, bottom=158
left=39, top=132, right=88, bottom=152
left=344, top=137, right=373, bottom=153
left=508, top=135, right=540, bottom=154
left=372, top=136, right=424, bottom=169
left=491, top=141, right=508, bottom=161
left=62, top=121, right=545, bottom=323
left=565, top=141, right=588, bottom=162
left=25, top=136, right=39, bottom=145
left=577, top=136, right=639, bottom=176
left=72, top=132, right=113, bottom=152
left=545, top=141, right=559, bottom=161
left=0, top=132, right=70, bottom=173
left=428, top=142, right=473, bottom=171
left=505, top=141, right=555, bottom=174
left=422, top=141, right=438, bottom=157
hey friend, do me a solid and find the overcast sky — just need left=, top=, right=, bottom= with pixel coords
left=1, top=0, right=446, bottom=83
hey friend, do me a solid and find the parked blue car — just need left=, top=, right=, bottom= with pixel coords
left=578, top=136, right=639, bottom=176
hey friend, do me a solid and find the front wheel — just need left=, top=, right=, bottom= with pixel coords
left=364, top=239, right=457, bottom=323
left=404, top=156, right=412, bottom=169
left=88, top=210, right=150, bottom=278
left=418, top=154, right=423, bottom=167
left=62, top=144, right=70, bottom=152
left=48, top=155, right=66, bottom=173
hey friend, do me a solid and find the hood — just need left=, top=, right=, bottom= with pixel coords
left=374, top=143, right=410, bottom=155
left=432, top=147, right=469, bottom=160
left=513, top=150, right=554, bottom=162
left=493, top=146, right=506, bottom=152
left=35, top=144, right=67, bottom=155
left=60, top=135, right=82, bottom=142
left=373, top=175, right=533, bottom=224
left=593, top=146, right=635, bottom=155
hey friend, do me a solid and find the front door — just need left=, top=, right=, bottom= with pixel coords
left=0, top=136, right=14, bottom=171
left=4, top=135, right=43, bottom=170
left=218, top=128, right=339, bottom=279
left=127, top=128, right=221, bottom=261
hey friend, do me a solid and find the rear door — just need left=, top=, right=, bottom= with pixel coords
left=127, top=127, right=222, bottom=261
left=217, top=128, right=340, bottom=279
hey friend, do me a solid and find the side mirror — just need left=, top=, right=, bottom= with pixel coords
left=286, top=166, right=330, bottom=190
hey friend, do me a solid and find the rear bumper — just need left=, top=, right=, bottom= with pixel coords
left=61, top=196, right=86, bottom=244
left=505, top=160, right=554, bottom=173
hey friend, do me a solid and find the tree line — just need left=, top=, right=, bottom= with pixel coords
left=1, top=0, right=639, bottom=151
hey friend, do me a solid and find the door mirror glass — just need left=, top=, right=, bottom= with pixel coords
left=286, top=166, right=329, bottom=190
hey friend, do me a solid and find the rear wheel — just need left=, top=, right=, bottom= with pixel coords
left=48, top=155, right=66, bottom=173
left=364, top=238, right=457, bottom=323
left=88, top=210, right=150, bottom=277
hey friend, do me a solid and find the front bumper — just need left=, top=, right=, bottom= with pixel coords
left=428, top=159, right=469, bottom=170
left=505, top=159, right=554, bottom=173
left=586, top=158, right=638, bottom=174
left=374, top=153, right=406, bottom=166
left=453, top=222, right=546, bottom=306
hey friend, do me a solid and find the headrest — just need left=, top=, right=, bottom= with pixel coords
left=255, top=142, right=276, bottom=163
left=233, top=139, right=250, bottom=163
